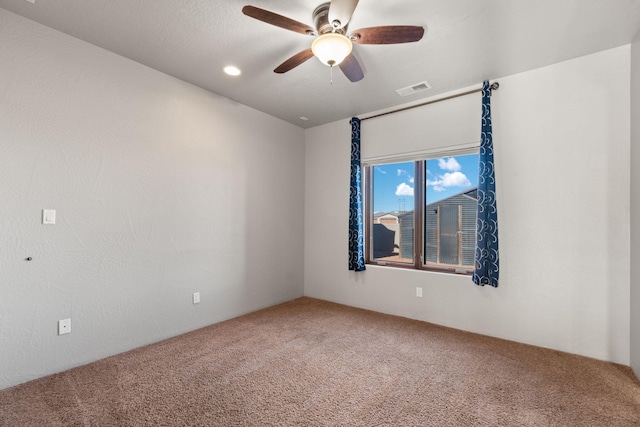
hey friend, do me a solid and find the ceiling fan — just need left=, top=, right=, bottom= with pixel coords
left=242, top=0, right=425, bottom=82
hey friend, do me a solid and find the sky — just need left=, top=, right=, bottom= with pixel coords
left=372, top=154, right=478, bottom=213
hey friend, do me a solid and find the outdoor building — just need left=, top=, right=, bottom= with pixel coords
left=424, top=187, right=478, bottom=268
left=375, top=187, right=478, bottom=268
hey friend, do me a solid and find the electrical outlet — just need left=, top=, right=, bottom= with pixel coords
left=42, top=209, right=56, bottom=225
left=193, top=292, right=200, bottom=304
left=58, top=318, right=71, bottom=335
left=416, top=287, right=423, bottom=298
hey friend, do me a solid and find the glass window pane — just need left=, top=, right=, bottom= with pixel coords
left=424, top=154, right=478, bottom=269
left=371, top=162, right=414, bottom=264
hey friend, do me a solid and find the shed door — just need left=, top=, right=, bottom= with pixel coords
left=438, top=205, right=461, bottom=265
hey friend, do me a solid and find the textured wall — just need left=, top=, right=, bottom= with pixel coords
left=631, top=31, right=640, bottom=378
left=0, top=9, right=305, bottom=390
left=305, top=46, right=631, bottom=364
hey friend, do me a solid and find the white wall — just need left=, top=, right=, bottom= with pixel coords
left=0, top=9, right=305, bottom=390
left=305, top=46, right=631, bottom=364
left=631, top=31, right=640, bottom=377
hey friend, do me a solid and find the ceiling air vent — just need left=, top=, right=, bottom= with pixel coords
left=396, top=81, right=431, bottom=97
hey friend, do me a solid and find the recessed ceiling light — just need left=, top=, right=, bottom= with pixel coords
left=224, top=66, right=242, bottom=76
left=299, top=117, right=309, bottom=121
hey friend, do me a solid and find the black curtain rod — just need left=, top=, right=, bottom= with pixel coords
left=360, top=81, right=499, bottom=122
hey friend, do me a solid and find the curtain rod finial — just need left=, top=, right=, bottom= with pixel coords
left=490, top=82, right=500, bottom=91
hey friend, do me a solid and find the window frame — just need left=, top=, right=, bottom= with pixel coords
left=364, top=152, right=478, bottom=275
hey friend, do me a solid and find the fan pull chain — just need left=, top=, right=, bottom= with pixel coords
left=330, top=65, right=333, bottom=84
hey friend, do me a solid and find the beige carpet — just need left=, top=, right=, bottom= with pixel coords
left=1, top=297, right=639, bottom=426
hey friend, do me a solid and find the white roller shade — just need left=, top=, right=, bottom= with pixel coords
left=361, top=89, right=481, bottom=166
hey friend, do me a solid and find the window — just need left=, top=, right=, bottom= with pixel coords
left=365, top=152, right=479, bottom=274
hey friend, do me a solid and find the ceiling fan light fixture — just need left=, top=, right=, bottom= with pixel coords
left=311, top=33, right=352, bottom=67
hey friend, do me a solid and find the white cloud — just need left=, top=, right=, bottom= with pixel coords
left=438, top=157, right=461, bottom=172
left=441, top=171, right=471, bottom=187
left=376, top=169, right=387, bottom=174
left=426, top=179, right=446, bottom=192
left=409, top=177, right=414, bottom=184
left=427, top=172, right=471, bottom=192
left=397, top=169, right=407, bottom=176
left=395, top=183, right=414, bottom=197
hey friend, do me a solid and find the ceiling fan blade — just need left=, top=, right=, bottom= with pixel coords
left=351, top=26, right=425, bottom=44
left=274, top=48, right=314, bottom=74
left=242, top=5, right=315, bottom=35
left=328, top=0, right=359, bottom=29
left=339, top=53, right=364, bottom=82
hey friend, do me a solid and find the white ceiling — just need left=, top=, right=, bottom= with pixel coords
left=1, top=0, right=639, bottom=128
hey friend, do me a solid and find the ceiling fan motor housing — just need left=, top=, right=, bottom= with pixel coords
left=313, top=3, right=348, bottom=35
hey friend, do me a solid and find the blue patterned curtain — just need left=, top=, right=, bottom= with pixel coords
left=473, top=81, right=499, bottom=287
left=348, top=117, right=366, bottom=271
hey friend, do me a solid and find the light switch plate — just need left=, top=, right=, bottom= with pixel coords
left=42, top=209, right=56, bottom=225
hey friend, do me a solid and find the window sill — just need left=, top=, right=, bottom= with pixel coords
left=366, top=261, right=473, bottom=276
